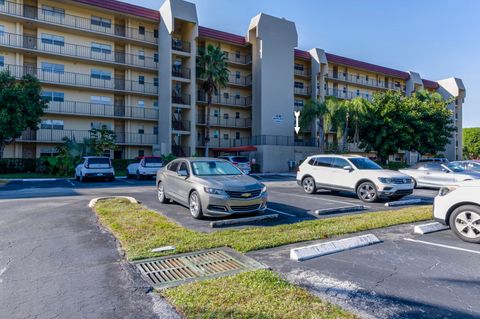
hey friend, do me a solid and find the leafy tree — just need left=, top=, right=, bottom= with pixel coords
left=87, top=127, right=117, bottom=156
left=463, top=127, right=480, bottom=159
left=197, top=44, right=229, bottom=156
left=299, top=99, right=329, bottom=152
left=0, top=71, right=47, bottom=158
left=346, top=97, right=369, bottom=145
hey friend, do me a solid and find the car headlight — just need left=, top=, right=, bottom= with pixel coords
left=204, top=187, right=227, bottom=196
left=438, top=186, right=458, bottom=196
left=261, top=184, right=267, bottom=193
left=378, top=177, right=393, bottom=184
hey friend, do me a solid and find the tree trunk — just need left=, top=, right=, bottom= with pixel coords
left=318, top=117, right=325, bottom=153
left=0, top=142, right=4, bottom=159
left=204, top=95, right=211, bottom=157
left=342, top=112, right=349, bottom=152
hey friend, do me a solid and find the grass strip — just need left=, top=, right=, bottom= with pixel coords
left=94, top=198, right=432, bottom=260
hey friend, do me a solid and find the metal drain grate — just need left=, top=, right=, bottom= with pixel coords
left=135, top=249, right=250, bottom=289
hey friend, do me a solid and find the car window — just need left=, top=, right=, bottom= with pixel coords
left=232, top=157, right=249, bottom=163
left=191, top=161, right=242, bottom=176
left=332, top=158, right=350, bottom=169
left=314, top=157, right=333, bottom=167
left=167, top=161, right=179, bottom=172
left=348, top=157, right=382, bottom=170
left=144, top=157, right=162, bottom=165
left=88, top=157, right=110, bottom=165
left=425, top=163, right=443, bottom=171
left=178, top=162, right=189, bottom=174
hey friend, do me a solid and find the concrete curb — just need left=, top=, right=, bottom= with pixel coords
left=313, top=205, right=365, bottom=215
left=290, top=234, right=381, bottom=261
left=385, top=198, right=423, bottom=207
left=210, top=214, right=278, bottom=228
left=88, top=196, right=139, bottom=208
left=413, top=222, right=449, bottom=235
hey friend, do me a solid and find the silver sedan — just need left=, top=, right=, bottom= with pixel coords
left=399, top=162, right=480, bottom=188
left=156, top=158, right=267, bottom=219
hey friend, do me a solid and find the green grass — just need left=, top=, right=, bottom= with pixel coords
left=0, top=173, right=58, bottom=179
left=94, top=198, right=433, bottom=260
left=162, top=269, right=356, bottom=319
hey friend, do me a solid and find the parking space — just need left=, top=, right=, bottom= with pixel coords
left=248, top=224, right=480, bottom=319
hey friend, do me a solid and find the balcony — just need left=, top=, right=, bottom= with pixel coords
left=18, top=129, right=158, bottom=145
left=0, top=1, right=158, bottom=45
left=172, top=93, right=191, bottom=106
left=227, top=74, right=252, bottom=86
left=2, top=64, right=158, bottom=95
left=197, top=115, right=252, bottom=128
left=294, top=87, right=311, bottom=96
left=325, top=89, right=372, bottom=101
left=198, top=135, right=317, bottom=148
left=294, top=68, right=311, bottom=77
left=0, top=32, right=158, bottom=70
left=197, top=91, right=252, bottom=107
left=172, top=66, right=191, bottom=79
left=45, top=100, right=159, bottom=121
left=172, top=119, right=191, bottom=132
left=172, top=39, right=191, bottom=53
left=225, top=52, right=252, bottom=65
left=326, top=72, right=403, bottom=91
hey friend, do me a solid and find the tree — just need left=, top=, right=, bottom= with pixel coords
left=197, top=44, right=229, bottom=156
left=0, top=71, right=47, bottom=158
left=87, top=127, right=117, bottom=156
left=323, top=97, right=347, bottom=151
left=299, top=99, right=329, bottom=152
left=463, top=128, right=480, bottom=159
left=346, top=97, right=369, bottom=146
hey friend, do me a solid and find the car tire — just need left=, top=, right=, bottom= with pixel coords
left=75, top=174, right=79, bottom=181
left=126, top=170, right=132, bottom=179
left=189, top=191, right=204, bottom=219
left=449, top=205, right=480, bottom=244
left=107, top=177, right=114, bottom=182
left=157, top=182, right=169, bottom=204
left=356, top=181, right=378, bottom=202
left=302, top=176, right=316, bottom=194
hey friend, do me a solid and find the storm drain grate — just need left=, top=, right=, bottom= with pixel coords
left=135, top=249, right=252, bottom=289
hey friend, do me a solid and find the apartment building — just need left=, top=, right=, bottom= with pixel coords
left=0, top=0, right=465, bottom=171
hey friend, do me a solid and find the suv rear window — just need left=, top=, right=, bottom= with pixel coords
left=232, top=157, right=249, bottom=163
left=88, top=158, right=110, bottom=165
left=145, top=157, right=162, bottom=164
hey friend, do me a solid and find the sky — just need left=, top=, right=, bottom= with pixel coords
left=124, top=0, right=479, bottom=128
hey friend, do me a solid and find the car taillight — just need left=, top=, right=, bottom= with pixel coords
left=232, top=162, right=238, bottom=166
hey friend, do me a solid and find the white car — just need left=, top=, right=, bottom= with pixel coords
left=296, top=155, right=414, bottom=202
left=126, top=156, right=163, bottom=179
left=218, top=156, right=251, bottom=174
left=399, top=162, right=480, bottom=188
left=75, top=156, right=115, bottom=182
left=434, top=180, right=480, bottom=243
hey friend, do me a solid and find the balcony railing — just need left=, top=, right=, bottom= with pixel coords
left=172, top=93, right=191, bottom=105
left=227, top=74, right=252, bottom=86
left=294, top=87, right=311, bottom=96
left=172, top=66, right=191, bottom=79
left=197, top=91, right=252, bottom=107
left=326, top=72, right=403, bottom=91
left=172, top=39, right=191, bottom=53
left=326, top=88, right=372, bottom=101
left=0, top=0, right=158, bottom=44
left=2, top=64, right=158, bottom=95
left=197, top=115, right=252, bottom=128
left=198, top=135, right=317, bottom=148
left=172, top=119, right=191, bottom=131
left=18, top=129, right=158, bottom=145
left=225, top=52, right=252, bottom=65
left=0, top=32, right=158, bottom=69
left=294, top=68, right=311, bottom=77
left=45, top=100, right=159, bottom=120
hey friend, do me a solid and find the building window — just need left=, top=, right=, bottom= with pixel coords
left=41, top=33, right=65, bottom=46
left=356, top=89, right=360, bottom=96
left=213, top=110, right=219, bottom=117
left=343, top=87, right=347, bottom=93
left=154, top=77, right=158, bottom=87
left=90, top=96, right=111, bottom=105
left=42, top=91, right=64, bottom=102
left=213, top=130, right=219, bottom=138
left=91, top=42, right=111, bottom=54
left=138, top=100, right=145, bottom=107
left=153, top=100, right=159, bottom=108
left=138, top=125, right=144, bottom=134
left=235, top=132, right=240, bottom=139
left=235, top=71, right=241, bottom=79
left=138, top=150, right=145, bottom=157
left=138, top=50, right=145, bottom=60
left=91, top=16, right=111, bottom=28
left=139, top=26, right=145, bottom=35
left=138, top=75, right=145, bottom=85
left=91, top=122, right=111, bottom=130
left=223, top=92, right=229, bottom=99
left=223, top=133, right=229, bottom=140
left=235, top=50, right=241, bottom=59
left=90, top=69, right=111, bottom=80
left=41, top=119, right=64, bottom=130
left=356, top=74, right=360, bottom=80
left=235, top=112, right=240, bottom=119
left=294, top=63, right=304, bottom=71
left=0, top=55, right=4, bottom=67
left=294, top=81, right=304, bottom=89
left=41, top=62, right=64, bottom=73
left=154, top=53, right=159, bottom=63
left=153, top=126, right=158, bottom=135
left=41, top=5, right=65, bottom=18
left=154, top=29, right=158, bottom=38
left=223, top=113, right=229, bottom=119
left=365, top=75, right=369, bottom=82
left=294, top=99, right=304, bottom=107
left=235, top=92, right=240, bottom=99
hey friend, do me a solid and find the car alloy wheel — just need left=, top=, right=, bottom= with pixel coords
left=357, top=182, right=378, bottom=202
left=157, top=182, right=169, bottom=204
left=450, top=205, right=480, bottom=243
left=302, top=177, right=316, bottom=194
left=189, top=191, right=203, bottom=219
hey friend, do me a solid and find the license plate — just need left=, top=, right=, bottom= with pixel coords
left=97, top=173, right=104, bottom=176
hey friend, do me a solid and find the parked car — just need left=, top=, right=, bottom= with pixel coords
left=417, top=158, right=449, bottom=164
left=451, top=160, right=480, bottom=172
left=218, top=156, right=251, bottom=174
left=126, top=156, right=163, bottom=179
left=156, top=158, right=267, bottom=219
left=75, top=156, right=114, bottom=182
left=296, top=155, right=414, bottom=202
left=399, top=162, right=480, bottom=188
left=434, top=180, right=480, bottom=243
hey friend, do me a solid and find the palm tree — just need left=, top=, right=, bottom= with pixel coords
left=196, top=44, right=229, bottom=156
left=324, top=97, right=346, bottom=151
left=348, top=97, right=369, bottom=146
left=299, top=99, right=329, bottom=152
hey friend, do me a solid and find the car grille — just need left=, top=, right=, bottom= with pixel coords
left=226, top=189, right=262, bottom=199
left=230, top=204, right=261, bottom=212
left=392, top=178, right=413, bottom=184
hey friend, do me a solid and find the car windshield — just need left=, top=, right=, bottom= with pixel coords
left=191, top=161, right=242, bottom=176
left=88, top=158, right=110, bottom=165
left=145, top=157, right=162, bottom=165
left=349, top=157, right=382, bottom=170
left=446, top=163, right=465, bottom=172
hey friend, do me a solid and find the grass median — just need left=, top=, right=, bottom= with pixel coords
left=93, top=198, right=432, bottom=260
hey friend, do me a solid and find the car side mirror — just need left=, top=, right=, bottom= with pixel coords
left=177, top=170, right=188, bottom=177
left=343, top=165, right=353, bottom=172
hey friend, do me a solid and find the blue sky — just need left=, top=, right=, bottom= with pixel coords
left=125, top=0, right=479, bottom=128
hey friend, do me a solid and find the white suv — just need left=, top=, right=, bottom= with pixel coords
left=75, top=156, right=115, bottom=182
left=434, top=180, right=480, bottom=243
left=297, top=155, right=414, bottom=202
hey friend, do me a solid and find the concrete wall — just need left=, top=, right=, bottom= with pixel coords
left=252, top=145, right=319, bottom=173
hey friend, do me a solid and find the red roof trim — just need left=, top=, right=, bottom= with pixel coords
left=294, top=49, right=310, bottom=60
left=325, top=52, right=410, bottom=80
left=73, top=0, right=160, bottom=21
left=422, top=79, right=439, bottom=89
left=198, top=26, right=247, bottom=46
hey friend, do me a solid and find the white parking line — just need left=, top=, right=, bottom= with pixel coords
left=118, top=178, right=134, bottom=184
left=65, top=179, right=75, bottom=187
left=269, top=190, right=359, bottom=206
left=404, top=238, right=480, bottom=255
left=266, top=207, right=296, bottom=217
